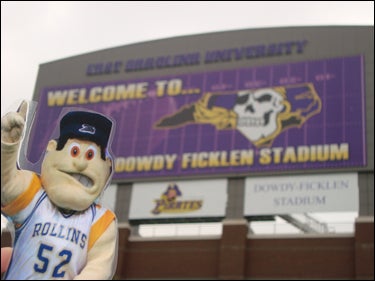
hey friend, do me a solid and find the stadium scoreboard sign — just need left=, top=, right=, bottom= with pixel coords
left=27, top=27, right=371, bottom=181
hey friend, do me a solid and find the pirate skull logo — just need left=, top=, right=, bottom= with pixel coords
left=234, top=88, right=285, bottom=143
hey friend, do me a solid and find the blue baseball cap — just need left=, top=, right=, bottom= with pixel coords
left=58, top=111, right=112, bottom=151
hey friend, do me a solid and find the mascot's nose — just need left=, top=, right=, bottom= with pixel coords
left=73, top=156, right=89, bottom=171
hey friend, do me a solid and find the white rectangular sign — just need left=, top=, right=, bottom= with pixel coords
left=244, top=173, right=358, bottom=215
left=129, top=179, right=227, bottom=219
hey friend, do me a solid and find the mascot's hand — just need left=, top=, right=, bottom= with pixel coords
left=1, top=101, right=28, bottom=144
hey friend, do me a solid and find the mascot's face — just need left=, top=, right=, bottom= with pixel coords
left=41, top=138, right=112, bottom=211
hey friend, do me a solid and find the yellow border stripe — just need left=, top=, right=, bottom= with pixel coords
left=88, top=210, right=115, bottom=251
left=1, top=173, right=41, bottom=216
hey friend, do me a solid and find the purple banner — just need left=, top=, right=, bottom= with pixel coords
left=27, top=55, right=366, bottom=180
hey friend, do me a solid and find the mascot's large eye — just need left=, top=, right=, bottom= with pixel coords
left=85, top=145, right=97, bottom=160
left=69, top=142, right=81, bottom=157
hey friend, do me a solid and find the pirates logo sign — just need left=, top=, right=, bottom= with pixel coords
left=155, top=83, right=321, bottom=148
left=151, top=183, right=203, bottom=215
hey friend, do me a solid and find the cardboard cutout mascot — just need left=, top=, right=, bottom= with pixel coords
left=1, top=101, right=118, bottom=280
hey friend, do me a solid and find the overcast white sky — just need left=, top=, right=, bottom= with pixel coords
left=1, top=1, right=374, bottom=114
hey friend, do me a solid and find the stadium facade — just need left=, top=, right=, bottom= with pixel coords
left=4, top=26, right=373, bottom=279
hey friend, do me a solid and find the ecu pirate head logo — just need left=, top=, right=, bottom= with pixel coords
left=155, top=83, right=322, bottom=147
left=151, top=183, right=203, bottom=215
left=233, top=87, right=285, bottom=146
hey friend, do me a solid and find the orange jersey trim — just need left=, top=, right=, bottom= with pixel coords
left=1, top=173, right=41, bottom=216
left=88, top=209, right=115, bottom=251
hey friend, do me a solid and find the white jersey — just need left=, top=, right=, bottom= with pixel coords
left=2, top=173, right=115, bottom=280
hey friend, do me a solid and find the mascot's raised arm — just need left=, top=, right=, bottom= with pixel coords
left=1, top=101, right=118, bottom=280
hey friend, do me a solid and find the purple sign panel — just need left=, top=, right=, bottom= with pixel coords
left=27, top=55, right=366, bottom=180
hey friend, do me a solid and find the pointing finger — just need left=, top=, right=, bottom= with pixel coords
left=17, top=100, right=29, bottom=121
